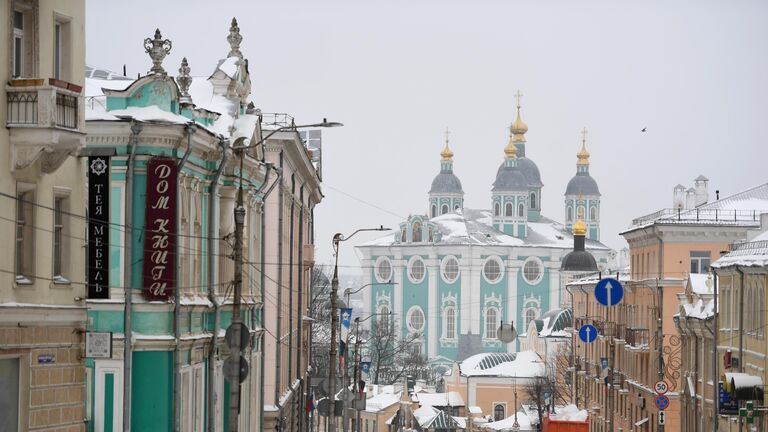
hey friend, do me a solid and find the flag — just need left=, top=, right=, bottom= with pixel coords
left=306, top=389, right=316, bottom=413
left=360, top=361, right=371, bottom=380
left=340, top=308, right=352, bottom=369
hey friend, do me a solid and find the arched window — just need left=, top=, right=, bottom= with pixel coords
left=428, top=227, right=434, bottom=243
left=441, top=204, right=449, bottom=215
left=412, top=221, right=423, bottom=242
left=505, top=202, right=513, bottom=217
left=525, top=309, right=536, bottom=329
left=494, top=202, right=500, bottom=216
left=567, top=206, right=573, bottom=222
left=494, top=404, right=505, bottom=421
left=518, top=203, right=525, bottom=217
left=530, top=192, right=537, bottom=209
left=379, top=306, right=390, bottom=329
left=485, top=308, right=498, bottom=339
left=401, top=228, right=407, bottom=243
left=454, top=204, right=460, bottom=211
left=590, top=206, right=597, bottom=221
left=446, top=307, right=456, bottom=339
left=431, top=205, right=436, bottom=218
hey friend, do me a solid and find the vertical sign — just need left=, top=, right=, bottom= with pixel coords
left=88, top=156, right=110, bottom=299
left=143, top=158, right=177, bottom=301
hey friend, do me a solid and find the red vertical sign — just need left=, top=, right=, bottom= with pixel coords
left=143, top=158, right=177, bottom=301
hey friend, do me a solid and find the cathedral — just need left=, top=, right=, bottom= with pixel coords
left=357, top=99, right=614, bottom=372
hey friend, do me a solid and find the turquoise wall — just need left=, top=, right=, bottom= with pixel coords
left=479, top=256, right=506, bottom=353
left=436, top=255, right=460, bottom=360
left=401, top=256, right=428, bottom=353
left=132, top=351, right=173, bottom=431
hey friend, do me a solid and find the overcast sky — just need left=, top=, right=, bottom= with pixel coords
left=87, top=0, right=768, bottom=273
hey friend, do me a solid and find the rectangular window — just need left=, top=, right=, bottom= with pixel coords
left=690, top=251, right=711, bottom=274
left=54, top=22, right=61, bottom=79
left=13, top=10, right=24, bottom=78
left=53, top=194, right=70, bottom=283
left=16, top=186, right=35, bottom=284
left=0, top=357, right=21, bottom=431
left=53, top=16, right=71, bottom=81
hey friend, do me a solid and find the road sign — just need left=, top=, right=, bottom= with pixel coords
left=654, top=394, right=670, bottom=411
left=579, top=324, right=598, bottom=343
left=595, top=278, right=624, bottom=306
left=225, top=322, right=251, bottom=351
left=658, top=411, right=666, bottom=425
left=223, top=353, right=249, bottom=383
left=654, top=380, right=669, bottom=395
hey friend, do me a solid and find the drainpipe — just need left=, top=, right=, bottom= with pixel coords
left=565, top=285, right=576, bottom=406
left=288, top=174, right=296, bottom=415
left=711, top=268, right=719, bottom=432
left=124, top=121, right=142, bottom=432
left=260, top=165, right=281, bottom=432
left=207, top=138, right=229, bottom=432
left=735, top=266, right=746, bottom=432
left=174, top=124, right=196, bottom=432
left=297, top=184, right=305, bottom=432
left=275, top=151, right=285, bottom=410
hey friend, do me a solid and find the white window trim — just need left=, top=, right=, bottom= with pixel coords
left=406, top=305, right=425, bottom=334
left=374, top=256, right=393, bottom=284
left=440, top=255, right=460, bottom=284
left=492, top=402, right=507, bottom=421
left=522, top=256, right=545, bottom=285
left=52, top=187, right=72, bottom=285
left=482, top=256, right=504, bottom=284
left=407, top=255, right=426, bottom=284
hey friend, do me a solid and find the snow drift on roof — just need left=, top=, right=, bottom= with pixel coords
left=459, top=350, right=544, bottom=377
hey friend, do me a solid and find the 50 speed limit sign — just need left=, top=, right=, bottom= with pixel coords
left=654, top=380, right=669, bottom=395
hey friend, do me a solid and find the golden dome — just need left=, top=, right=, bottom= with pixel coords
left=577, top=128, right=590, bottom=165
left=511, top=108, right=528, bottom=136
left=572, top=207, right=587, bottom=236
left=504, top=126, right=518, bottom=159
left=441, top=141, right=454, bottom=161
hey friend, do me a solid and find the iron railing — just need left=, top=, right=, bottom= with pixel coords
left=6, top=82, right=80, bottom=130
left=55, top=93, right=78, bottom=129
left=6, top=91, right=38, bottom=125
left=625, top=328, right=650, bottom=347
left=630, top=207, right=763, bottom=227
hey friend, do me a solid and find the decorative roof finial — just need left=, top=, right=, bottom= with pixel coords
left=227, top=18, right=243, bottom=59
left=144, top=29, right=172, bottom=75
left=577, top=127, right=590, bottom=165
left=572, top=206, right=587, bottom=236
left=504, top=123, right=518, bottom=159
left=511, top=90, right=528, bottom=141
left=440, top=127, right=454, bottom=161
left=177, top=57, right=192, bottom=104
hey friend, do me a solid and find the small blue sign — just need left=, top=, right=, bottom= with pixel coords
left=601, top=357, right=608, bottom=369
left=595, top=278, right=624, bottom=306
left=654, top=394, right=670, bottom=411
left=579, top=324, right=598, bottom=343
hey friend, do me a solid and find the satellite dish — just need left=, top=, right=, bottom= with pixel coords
left=498, top=321, right=517, bottom=344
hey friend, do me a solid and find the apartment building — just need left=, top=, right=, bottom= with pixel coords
left=0, top=1, right=87, bottom=431
left=568, top=179, right=767, bottom=432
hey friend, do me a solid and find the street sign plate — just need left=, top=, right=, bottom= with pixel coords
left=654, top=394, right=670, bottom=411
left=223, top=353, right=249, bottom=383
left=225, top=322, right=251, bottom=351
left=654, top=380, right=669, bottom=395
left=579, top=324, right=598, bottom=343
left=595, top=278, right=624, bottom=306
left=658, top=411, right=666, bottom=425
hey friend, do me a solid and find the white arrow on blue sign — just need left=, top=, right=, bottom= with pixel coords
left=595, top=278, right=624, bottom=307
left=579, top=324, right=598, bottom=343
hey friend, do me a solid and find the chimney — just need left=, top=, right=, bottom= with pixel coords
left=685, top=188, right=696, bottom=210
left=694, top=175, right=709, bottom=207
left=673, top=184, right=686, bottom=209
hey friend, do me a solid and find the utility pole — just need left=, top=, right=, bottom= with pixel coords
left=656, top=281, right=665, bottom=432
left=228, top=152, right=246, bottom=432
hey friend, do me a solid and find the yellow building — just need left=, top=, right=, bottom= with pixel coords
left=0, top=0, right=87, bottom=430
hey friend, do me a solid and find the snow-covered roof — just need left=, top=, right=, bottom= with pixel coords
left=480, top=412, right=535, bottom=431
left=459, top=350, right=545, bottom=377
left=416, top=392, right=465, bottom=407
left=687, top=273, right=714, bottom=295
left=360, top=209, right=609, bottom=250
left=365, top=392, right=401, bottom=413
left=533, top=308, right=572, bottom=337
left=549, top=404, right=589, bottom=422
left=713, top=236, right=768, bottom=269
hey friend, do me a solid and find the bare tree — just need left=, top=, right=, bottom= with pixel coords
left=553, top=339, right=573, bottom=405
left=367, top=315, right=424, bottom=385
left=524, top=367, right=561, bottom=431
left=309, top=266, right=332, bottom=379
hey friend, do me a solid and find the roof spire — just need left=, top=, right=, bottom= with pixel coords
left=440, top=127, right=454, bottom=161
left=577, top=127, right=590, bottom=165
left=144, top=29, right=172, bottom=75
left=510, top=90, right=528, bottom=142
left=177, top=57, right=192, bottom=104
left=227, top=18, right=243, bottom=59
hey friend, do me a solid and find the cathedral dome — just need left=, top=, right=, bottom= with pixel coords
left=565, top=173, right=600, bottom=196
left=497, top=157, right=542, bottom=188
left=492, top=165, right=528, bottom=192
left=430, top=172, right=464, bottom=194
left=561, top=249, right=598, bottom=271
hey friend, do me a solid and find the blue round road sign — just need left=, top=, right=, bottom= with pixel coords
left=595, top=278, right=624, bottom=306
left=579, top=324, right=598, bottom=343
left=654, top=394, right=670, bottom=411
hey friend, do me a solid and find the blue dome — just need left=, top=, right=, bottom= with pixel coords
left=493, top=165, right=528, bottom=192
left=430, top=172, right=464, bottom=194
left=565, top=173, right=600, bottom=196
left=498, top=157, right=542, bottom=188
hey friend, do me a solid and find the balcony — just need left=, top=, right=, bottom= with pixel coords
left=625, top=328, right=650, bottom=348
left=6, top=78, right=85, bottom=173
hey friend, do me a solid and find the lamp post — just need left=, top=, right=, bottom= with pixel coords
left=330, top=227, right=390, bottom=432
left=350, top=312, right=391, bottom=432
left=227, top=118, right=342, bottom=431
left=343, top=282, right=396, bottom=310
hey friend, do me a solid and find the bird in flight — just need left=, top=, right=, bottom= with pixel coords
left=641, top=127, right=647, bottom=132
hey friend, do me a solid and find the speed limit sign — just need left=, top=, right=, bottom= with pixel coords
left=654, top=380, right=669, bottom=395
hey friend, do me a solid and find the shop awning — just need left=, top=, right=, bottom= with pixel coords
left=723, top=373, right=764, bottom=401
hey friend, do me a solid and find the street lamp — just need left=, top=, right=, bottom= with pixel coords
left=329, top=227, right=389, bottom=432
left=350, top=312, right=391, bottom=432
left=227, top=118, right=342, bottom=432
left=343, top=282, right=396, bottom=309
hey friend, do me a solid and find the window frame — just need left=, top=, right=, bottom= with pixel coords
left=440, top=255, right=460, bottom=284
left=374, top=256, right=393, bottom=284
left=530, top=192, right=537, bottom=209
left=407, top=306, right=425, bottom=333
left=441, top=204, right=449, bottom=215
left=444, top=306, right=456, bottom=339
left=505, top=202, right=513, bottom=217
left=407, top=256, right=426, bottom=284
left=493, top=403, right=507, bottom=421
left=53, top=13, right=73, bottom=81
left=15, top=183, right=35, bottom=284
left=52, top=189, right=71, bottom=284
left=689, top=251, right=711, bottom=274
left=522, top=257, right=544, bottom=285
left=482, top=256, right=503, bottom=284
left=485, top=307, right=499, bottom=339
